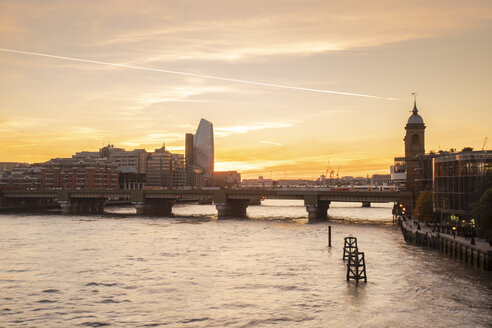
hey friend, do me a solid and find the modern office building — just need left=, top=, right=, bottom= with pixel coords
left=171, top=153, right=187, bottom=187
left=75, top=145, right=148, bottom=174
left=100, top=145, right=148, bottom=174
left=187, top=166, right=205, bottom=189
left=241, top=176, right=274, bottom=188
left=145, top=147, right=186, bottom=188
left=371, top=174, right=392, bottom=186
left=145, top=147, right=173, bottom=188
left=193, top=119, right=214, bottom=180
left=213, top=171, right=241, bottom=187
left=185, top=133, right=194, bottom=167
left=73, top=151, right=100, bottom=159
left=184, top=119, right=213, bottom=187
left=433, top=150, right=492, bottom=218
left=184, top=132, right=204, bottom=187
left=390, top=157, right=406, bottom=188
left=119, top=172, right=146, bottom=190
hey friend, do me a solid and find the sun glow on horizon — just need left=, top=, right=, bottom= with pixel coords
left=0, top=1, right=490, bottom=179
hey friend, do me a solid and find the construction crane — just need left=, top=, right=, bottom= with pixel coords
left=325, top=161, right=331, bottom=177
left=482, top=137, right=488, bottom=151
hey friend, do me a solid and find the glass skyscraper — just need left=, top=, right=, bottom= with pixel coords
left=193, top=119, right=214, bottom=179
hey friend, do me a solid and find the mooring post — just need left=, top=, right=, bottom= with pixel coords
left=328, top=225, right=332, bottom=247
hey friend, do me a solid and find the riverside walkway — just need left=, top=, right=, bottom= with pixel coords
left=400, top=216, right=492, bottom=271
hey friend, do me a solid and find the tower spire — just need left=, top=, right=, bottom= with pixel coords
left=412, top=92, right=418, bottom=114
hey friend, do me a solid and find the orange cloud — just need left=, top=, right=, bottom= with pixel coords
left=0, top=0, right=490, bottom=179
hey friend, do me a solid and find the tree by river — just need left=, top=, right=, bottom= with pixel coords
left=414, top=191, right=435, bottom=223
left=473, top=187, right=492, bottom=243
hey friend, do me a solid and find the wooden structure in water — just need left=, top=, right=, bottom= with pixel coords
left=346, top=251, right=367, bottom=282
left=343, top=236, right=358, bottom=260
left=343, top=236, right=367, bottom=282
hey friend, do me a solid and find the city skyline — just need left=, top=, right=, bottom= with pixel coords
left=1, top=1, right=491, bottom=179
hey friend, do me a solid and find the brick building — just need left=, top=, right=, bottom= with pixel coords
left=40, top=158, right=119, bottom=190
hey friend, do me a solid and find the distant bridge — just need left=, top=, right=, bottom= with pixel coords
left=0, top=189, right=400, bottom=222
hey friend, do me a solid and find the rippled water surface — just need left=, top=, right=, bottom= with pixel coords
left=1, top=201, right=491, bottom=327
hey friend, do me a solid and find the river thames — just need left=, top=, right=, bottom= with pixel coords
left=1, top=201, right=491, bottom=327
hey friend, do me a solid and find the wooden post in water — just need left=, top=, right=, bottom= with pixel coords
left=328, top=225, right=332, bottom=247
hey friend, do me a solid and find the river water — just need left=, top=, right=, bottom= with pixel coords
left=1, top=200, right=491, bottom=327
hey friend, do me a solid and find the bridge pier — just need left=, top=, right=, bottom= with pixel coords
left=1, top=196, right=53, bottom=210
left=135, top=198, right=175, bottom=216
left=59, top=198, right=105, bottom=214
left=362, top=201, right=371, bottom=207
left=249, top=198, right=262, bottom=205
left=216, top=199, right=249, bottom=218
left=305, top=200, right=331, bottom=223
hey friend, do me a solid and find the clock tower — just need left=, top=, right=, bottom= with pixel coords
left=404, top=99, right=425, bottom=158
left=402, top=97, right=428, bottom=213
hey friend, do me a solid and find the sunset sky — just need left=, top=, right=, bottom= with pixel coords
left=0, top=1, right=491, bottom=179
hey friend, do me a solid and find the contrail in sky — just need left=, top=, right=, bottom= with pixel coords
left=0, top=48, right=398, bottom=100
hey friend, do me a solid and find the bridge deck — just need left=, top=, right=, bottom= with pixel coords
left=0, top=189, right=399, bottom=202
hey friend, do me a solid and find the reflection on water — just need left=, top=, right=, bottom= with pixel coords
left=1, top=200, right=491, bottom=327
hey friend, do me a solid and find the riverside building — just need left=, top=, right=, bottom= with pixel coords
left=184, top=119, right=213, bottom=187
left=371, top=174, right=392, bottom=186
left=74, top=145, right=149, bottom=190
left=392, top=98, right=491, bottom=220
left=75, top=145, right=148, bottom=174
left=193, top=119, right=214, bottom=182
left=40, top=158, right=119, bottom=190
left=433, top=150, right=492, bottom=219
left=392, top=99, right=433, bottom=213
left=184, top=132, right=205, bottom=188
left=213, top=171, right=241, bottom=188
left=145, top=146, right=186, bottom=188
left=0, top=163, right=42, bottom=190
left=100, top=145, right=148, bottom=174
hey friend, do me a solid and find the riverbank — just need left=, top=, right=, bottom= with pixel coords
left=399, top=217, right=492, bottom=271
